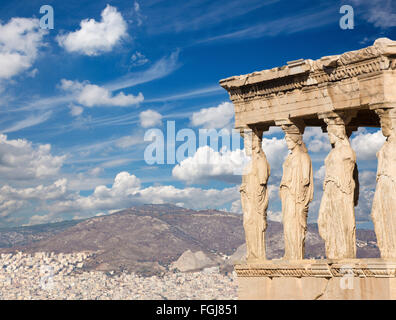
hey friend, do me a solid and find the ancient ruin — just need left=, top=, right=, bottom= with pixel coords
left=220, top=38, right=396, bottom=299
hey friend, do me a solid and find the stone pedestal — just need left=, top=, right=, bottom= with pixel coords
left=235, top=259, right=396, bottom=300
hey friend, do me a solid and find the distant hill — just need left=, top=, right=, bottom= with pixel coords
left=0, top=204, right=380, bottom=275
left=0, top=219, right=83, bottom=248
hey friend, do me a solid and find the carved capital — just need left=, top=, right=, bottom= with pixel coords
left=318, top=111, right=357, bottom=132
left=276, top=118, right=305, bottom=135
left=375, top=108, right=396, bottom=120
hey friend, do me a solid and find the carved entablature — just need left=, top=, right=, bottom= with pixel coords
left=220, top=38, right=396, bottom=129
left=234, top=260, right=396, bottom=278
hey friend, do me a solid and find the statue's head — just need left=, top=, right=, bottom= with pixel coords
left=285, top=133, right=303, bottom=151
left=281, top=122, right=306, bottom=152
left=379, top=115, right=394, bottom=138
left=327, top=124, right=347, bottom=145
left=243, top=128, right=263, bottom=157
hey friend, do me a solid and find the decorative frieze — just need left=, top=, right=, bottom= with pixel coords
left=220, top=38, right=396, bottom=129
left=235, top=261, right=396, bottom=278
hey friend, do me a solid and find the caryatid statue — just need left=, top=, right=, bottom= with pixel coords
left=318, top=114, right=359, bottom=259
left=240, top=127, right=270, bottom=260
left=279, top=122, right=314, bottom=260
left=371, top=109, right=396, bottom=259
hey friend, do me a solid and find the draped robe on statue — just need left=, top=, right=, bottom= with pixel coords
left=280, top=149, right=313, bottom=260
left=318, top=145, right=357, bottom=259
left=371, top=137, right=396, bottom=259
left=240, top=152, right=270, bottom=260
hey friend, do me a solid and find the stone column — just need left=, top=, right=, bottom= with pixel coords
left=318, top=111, right=359, bottom=259
left=371, top=108, right=396, bottom=259
left=240, top=126, right=271, bottom=260
left=276, top=119, right=314, bottom=260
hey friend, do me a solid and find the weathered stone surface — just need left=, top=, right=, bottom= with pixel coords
left=372, top=109, right=396, bottom=259
left=237, top=276, right=396, bottom=300
left=220, top=38, right=396, bottom=299
left=318, top=113, right=358, bottom=259
left=279, top=122, right=313, bottom=260
left=235, top=259, right=396, bottom=300
left=240, top=129, right=270, bottom=260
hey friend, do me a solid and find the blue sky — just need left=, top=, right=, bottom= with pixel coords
left=0, top=0, right=395, bottom=227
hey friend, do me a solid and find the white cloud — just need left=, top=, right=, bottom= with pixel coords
left=2, top=111, right=52, bottom=133
left=172, top=136, right=287, bottom=184
left=139, top=109, right=162, bottom=128
left=0, top=134, right=65, bottom=182
left=27, top=213, right=60, bottom=226
left=133, top=1, right=145, bottom=26
left=106, top=51, right=180, bottom=91
left=69, top=105, right=83, bottom=116
left=131, top=51, right=149, bottom=67
left=89, top=167, right=103, bottom=176
left=51, top=172, right=240, bottom=215
left=191, top=102, right=234, bottom=129
left=199, top=6, right=335, bottom=44
left=303, top=127, right=330, bottom=153
left=172, top=146, right=246, bottom=184
left=0, top=17, right=47, bottom=79
left=57, top=5, right=128, bottom=56
left=60, top=79, right=144, bottom=107
left=268, top=210, right=282, bottom=223
left=351, top=129, right=386, bottom=160
left=261, top=137, right=288, bottom=172
left=137, top=184, right=239, bottom=211
left=230, top=199, right=242, bottom=214
left=314, top=165, right=326, bottom=183
left=350, top=0, right=396, bottom=28
left=349, top=169, right=377, bottom=223
left=0, top=179, right=68, bottom=201
left=0, top=179, right=68, bottom=220
left=115, top=135, right=143, bottom=148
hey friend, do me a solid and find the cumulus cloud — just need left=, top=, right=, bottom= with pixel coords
left=303, top=127, right=330, bottom=153
left=172, top=146, right=246, bottom=184
left=230, top=199, right=242, bottom=214
left=0, top=179, right=68, bottom=201
left=0, top=179, right=68, bottom=221
left=140, top=109, right=162, bottom=127
left=355, top=170, right=377, bottom=223
left=57, top=5, right=128, bottom=55
left=261, top=137, right=288, bottom=172
left=51, top=172, right=240, bottom=215
left=172, top=136, right=287, bottom=184
left=314, top=165, right=326, bottom=184
left=0, top=134, right=65, bottom=182
left=60, top=79, right=144, bottom=107
left=351, top=129, right=385, bottom=160
left=191, top=102, right=234, bottom=129
left=0, top=17, right=47, bottom=79
left=137, top=184, right=239, bottom=211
